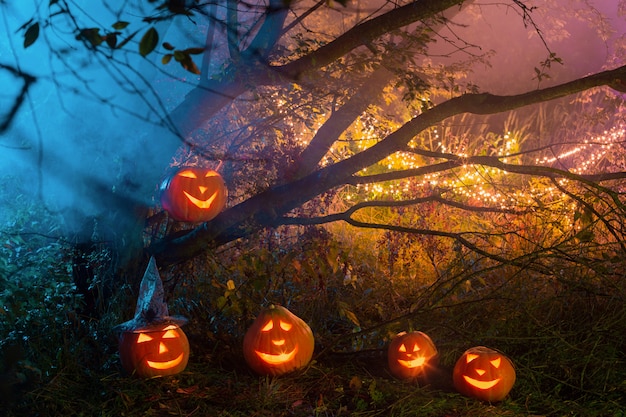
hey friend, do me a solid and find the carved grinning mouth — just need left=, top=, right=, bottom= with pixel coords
left=146, top=352, right=185, bottom=370
left=462, top=375, right=501, bottom=390
left=397, top=357, right=426, bottom=368
left=254, top=347, right=298, bottom=365
left=183, top=190, right=219, bottom=208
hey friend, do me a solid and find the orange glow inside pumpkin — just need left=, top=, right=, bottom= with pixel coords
left=452, top=346, right=516, bottom=402
left=243, top=305, right=314, bottom=376
left=462, top=353, right=502, bottom=390
left=396, top=342, right=426, bottom=368
left=177, top=169, right=222, bottom=209
left=160, top=167, right=227, bottom=222
left=119, top=323, right=190, bottom=378
left=255, top=318, right=298, bottom=365
left=136, top=325, right=185, bottom=370
left=387, top=331, right=438, bottom=381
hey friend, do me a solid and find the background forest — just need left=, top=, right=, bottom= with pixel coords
left=1, top=0, right=626, bottom=415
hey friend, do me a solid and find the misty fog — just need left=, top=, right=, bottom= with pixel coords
left=0, top=0, right=623, bottom=241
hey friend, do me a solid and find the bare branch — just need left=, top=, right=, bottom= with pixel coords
left=278, top=0, right=466, bottom=80
left=0, top=63, right=36, bottom=134
left=276, top=203, right=521, bottom=267
left=152, top=64, right=626, bottom=265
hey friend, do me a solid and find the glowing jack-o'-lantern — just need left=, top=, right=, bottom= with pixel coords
left=160, top=166, right=227, bottom=222
left=243, top=305, right=314, bottom=376
left=114, top=257, right=189, bottom=378
left=453, top=346, right=516, bottom=402
left=387, top=331, right=438, bottom=380
left=119, top=324, right=190, bottom=378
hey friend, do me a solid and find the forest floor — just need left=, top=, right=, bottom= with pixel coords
left=2, top=214, right=625, bottom=416
left=2, top=316, right=625, bottom=417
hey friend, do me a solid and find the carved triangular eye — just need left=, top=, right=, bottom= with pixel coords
left=466, top=353, right=479, bottom=363
left=137, top=333, right=154, bottom=343
left=279, top=320, right=292, bottom=331
left=178, top=170, right=197, bottom=178
left=490, top=358, right=501, bottom=368
left=399, top=343, right=407, bottom=352
left=163, top=330, right=179, bottom=339
left=412, top=343, right=420, bottom=352
left=261, top=320, right=274, bottom=332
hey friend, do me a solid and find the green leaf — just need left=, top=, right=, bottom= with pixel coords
left=139, top=27, right=158, bottom=57
left=575, top=229, right=594, bottom=242
left=183, top=47, right=205, bottom=55
left=105, top=33, right=117, bottom=49
left=162, top=42, right=175, bottom=51
left=179, top=55, right=200, bottom=75
left=338, top=301, right=360, bottom=326
left=173, top=50, right=186, bottom=61
left=171, top=50, right=201, bottom=74
left=23, top=22, right=40, bottom=48
left=216, top=296, right=227, bottom=309
left=112, top=21, right=129, bottom=30
left=161, top=54, right=173, bottom=64
left=76, top=28, right=103, bottom=47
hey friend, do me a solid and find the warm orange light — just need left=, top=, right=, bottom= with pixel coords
left=160, top=166, right=227, bottom=222
left=118, top=324, right=190, bottom=378
left=453, top=346, right=515, bottom=402
left=146, top=353, right=185, bottom=370
left=387, top=331, right=438, bottom=380
left=243, top=305, right=314, bottom=376
left=254, top=347, right=298, bottom=365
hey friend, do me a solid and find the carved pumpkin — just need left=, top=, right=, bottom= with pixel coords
left=387, top=331, right=438, bottom=380
left=453, top=346, right=516, bottom=402
left=160, top=167, right=227, bottom=222
left=118, top=324, right=190, bottom=378
left=114, top=257, right=189, bottom=378
left=243, top=305, right=314, bottom=376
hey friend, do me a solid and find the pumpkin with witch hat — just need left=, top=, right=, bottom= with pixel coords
left=114, top=257, right=189, bottom=378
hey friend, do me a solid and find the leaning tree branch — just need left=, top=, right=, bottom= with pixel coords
left=276, top=194, right=528, bottom=228
left=277, top=0, right=465, bottom=80
left=152, top=64, right=626, bottom=266
left=170, top=0, right=466, bottom=137
left=242, top=0, right=289, bottom=61
left=289, top=65, right=396, bottom=180
left=339, top=147, right=626, bottom=196
left=279, top=209, right=517, bottom=267
left=291, top=0, right=476, bottom=180
left=280, top=0, right=326, bottom=35
left=314, top=65, right=626, bottom=188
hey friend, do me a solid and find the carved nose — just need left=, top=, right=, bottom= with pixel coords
left=199, top=186, right=208, bottom=194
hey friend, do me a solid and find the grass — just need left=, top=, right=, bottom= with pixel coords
left=3, top=352, right=528, bottom=417
left=2, top=201, right=626, bottom=416
left=3, top=276, right=625, bottom=417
